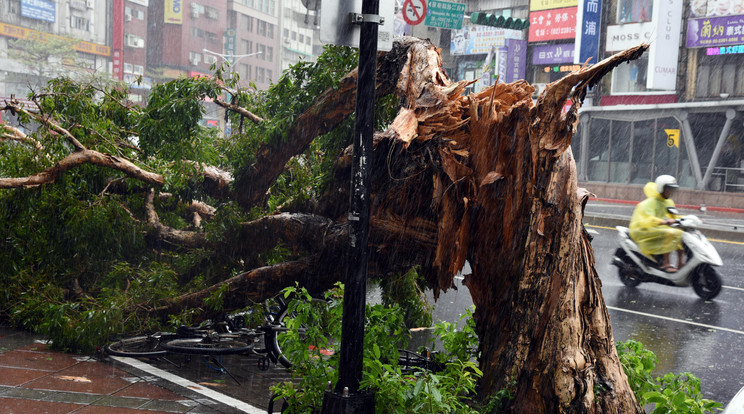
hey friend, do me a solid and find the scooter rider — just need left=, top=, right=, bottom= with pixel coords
left=629, top=175, right=685, bottom=272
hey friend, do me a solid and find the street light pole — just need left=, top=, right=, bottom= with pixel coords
left=202, top=48, right=263, bottom=71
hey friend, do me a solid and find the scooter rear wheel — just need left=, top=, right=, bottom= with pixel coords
left=615, top=249, right=642, bottom=287
left=692, top=264, right=722, bottom=300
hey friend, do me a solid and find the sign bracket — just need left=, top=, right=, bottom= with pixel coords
left=350, top=13, right=385, bottom=25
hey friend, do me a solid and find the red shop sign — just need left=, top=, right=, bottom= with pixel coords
left=528, top=6, right=577, bottom=43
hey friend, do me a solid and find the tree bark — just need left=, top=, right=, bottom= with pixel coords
left=347, top=41, right=648, bottom=412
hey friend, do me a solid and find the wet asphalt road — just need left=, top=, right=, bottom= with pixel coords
left=415, top=222, right=744, bottom=406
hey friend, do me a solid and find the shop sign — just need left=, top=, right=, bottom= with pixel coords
left=450, top=25, right=523, bottom=55
left=687, top=14, right=744, bottom=47
left=706, top=44, right=744, bottom=54
left=605, top=22, right=654, bottom=51
left=165, top=0, right=183, bottom=25
left=528, top=7, right=577, bottom=42
left=690, top=0, right=744, bottom=17
left=0, top=22, right=110, bottom=56
left=533, top=42, right=575, bottom=64
left=647, top=0, right=683, bottom=90
left=424, top=0, right=466, bottom=30
left=21, top=0, right=55, bottom=23
left=505, top=39, right=527, bottom=82
left=542, top=64, right=581, bottom=73
left=529, top=0, right=578, bottom=12
left=574, top=0, right=602, bottom=64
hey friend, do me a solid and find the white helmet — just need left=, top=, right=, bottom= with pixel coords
left=655, top=175, right=679, bottom=195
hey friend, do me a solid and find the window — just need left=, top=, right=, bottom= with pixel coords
left=136, top=10, right=144, bottom=20
left=241, top=63, right=251, bottom=80
left=191, top=27, right=204, bottom=38
left=123, top=63, right=134, bottom=74
left=258, top=44, right=266, bottom=60
left=267, top=23, right=274, bottom=39
left=257, top=20, right=267, bottom=36
left=306, top=36, right=311, bottom=45
left=205, top=6, right=219, bottom=19
left=611, top=55, right=650, bottom=93
left=242, top=39, right=253, bottom=54
left=284, top=28, right=289, bottom=38
left=617, top=0, right=652, bottom=23
left=291, top=31, right=297, bottom=40
left=696, top=57, right=744, bottom=98
left=242, top=15, right=253, bottom=32
left=267, top=69, right=272, bottom=82
left=257, top=67, right=265, bottom=82
left=269, top=0, right=275, bottom=16
left=125, top=6, right=132, bottom=20
left=205, top=31, right=218, bottom=43
left=71, top=16, right=90, bottom=31
left=266, top=46, right=273, bottom=61
left=189, top=51, right=202, bottom=65
left=133, top=65, right=144, bottom=75
left=299, top=34, right=304, bottom=43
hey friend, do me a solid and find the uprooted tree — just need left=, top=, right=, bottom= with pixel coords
left=0, top=37, right=648, bottom=412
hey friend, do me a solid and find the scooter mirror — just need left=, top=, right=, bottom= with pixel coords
left=667, top=207, right=679, bottom=215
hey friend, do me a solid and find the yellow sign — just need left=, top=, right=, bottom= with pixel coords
left=0, top=22, right=109, bottom=56
left=665, top=129, right=680, bottom=148
left=529, top=0, right=578, bottom=11
left=165, top=0, right=183, bottom=24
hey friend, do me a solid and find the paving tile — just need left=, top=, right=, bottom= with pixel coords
left=0, top=366, right=50, bottom=386
left=0, top=350, right=78, bottom=371
left=23, top=370, right=130, bottom=395
left=55, top=359, right=130, bottom=379
left=138, top=399, right=193, bottom=413
left=0, top=385, right=14, bottom=395
left=40, top=390, right=104, bottom=405
left=114, top=381, right=184, bottom=401
left=75, top=406, right=172, bottom=414
left=91, top=394, right=150, bottom=409
left=2, top=386, right=56, bottom=400
left=0, top=396, right=82, bottom=414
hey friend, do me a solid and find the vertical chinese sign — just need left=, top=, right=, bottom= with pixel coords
left=574, top=0, right=602, bottom=64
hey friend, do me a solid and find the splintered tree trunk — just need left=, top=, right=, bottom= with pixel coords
left=360, top=41, right=648, bottom=412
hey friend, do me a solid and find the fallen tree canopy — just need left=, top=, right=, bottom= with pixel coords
left=0, top=38, right=649, bottom=412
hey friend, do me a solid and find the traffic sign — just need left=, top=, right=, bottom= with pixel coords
left=403, top=0, right=426, bottom=25
left=424, top=0, right=465, bottom=29
left=319, top=0, right=395, bottom=51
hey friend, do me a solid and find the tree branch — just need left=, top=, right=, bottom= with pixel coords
left=214, top=95, right=263, bottom=124
left=0, top=149, right=164, bottom=189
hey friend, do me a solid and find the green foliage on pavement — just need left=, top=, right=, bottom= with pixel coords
left=617, top=340, right=722, bottom=413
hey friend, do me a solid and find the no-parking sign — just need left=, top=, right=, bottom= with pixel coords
left=403, top=0, right=426, bottom=25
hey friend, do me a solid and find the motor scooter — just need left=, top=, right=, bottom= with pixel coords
left=612, top=211, right=723, bottom=300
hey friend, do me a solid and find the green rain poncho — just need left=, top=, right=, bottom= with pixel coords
left=629, top=182, right=683, bottom=256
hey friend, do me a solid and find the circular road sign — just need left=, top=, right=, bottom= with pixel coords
left=403, top=0, right=426, bottom=26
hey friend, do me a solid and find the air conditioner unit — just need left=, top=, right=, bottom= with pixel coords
left=135, top=38, right=145, bottom=48
left=192, top=10, right=200, bottom=18
left=125, top=14, right=132, bottom=21
left=86, top=0, right=93, bottom=8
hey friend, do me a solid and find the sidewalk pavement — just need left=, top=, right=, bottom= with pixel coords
left=0, top=326, right=265, bottom=414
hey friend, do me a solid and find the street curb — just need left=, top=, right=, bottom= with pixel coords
left=590, top=197, right=744, bottom=214
left=583, top=213, right=744, bottom=243
left=107, top=355, right=265, bottom=414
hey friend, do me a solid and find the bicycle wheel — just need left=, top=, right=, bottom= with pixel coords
left=162, top=336, right=253, bottom=355
left=269, top=297, right=336, bottom=369
left=105, top=333, right=176, bottom=357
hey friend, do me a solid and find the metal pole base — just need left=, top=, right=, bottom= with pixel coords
left=320, top=390, right=375, bottom=414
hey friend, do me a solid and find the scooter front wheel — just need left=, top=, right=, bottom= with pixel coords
left=692, top=264, right=722, bottom=300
